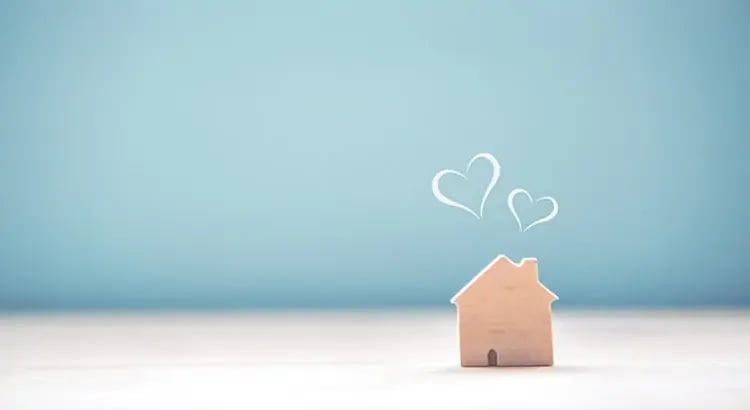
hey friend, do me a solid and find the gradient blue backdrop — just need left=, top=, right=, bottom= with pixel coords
left=2, top=0, right=749, bottom=310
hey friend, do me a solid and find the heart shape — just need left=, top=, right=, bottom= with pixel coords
left=431, top=153, right=501, bottom=219
left=507, top=188, right=559, bottom=232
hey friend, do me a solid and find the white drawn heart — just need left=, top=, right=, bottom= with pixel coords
left=431, top=153, right=501, bottom=219
left=507, top=188, right=559, bottom=232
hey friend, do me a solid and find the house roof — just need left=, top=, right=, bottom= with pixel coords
left=450, top=254, right=558, bottom=304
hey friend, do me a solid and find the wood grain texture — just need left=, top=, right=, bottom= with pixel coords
left=452, top=256, right=557, bottom=367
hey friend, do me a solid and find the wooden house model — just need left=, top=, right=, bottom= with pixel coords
left=451, top=255, right=558, bottom=367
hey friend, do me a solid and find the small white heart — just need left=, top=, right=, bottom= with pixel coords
left=431, top=153, right=501, bottom=219
left=507, top=188, right=559, bottom=232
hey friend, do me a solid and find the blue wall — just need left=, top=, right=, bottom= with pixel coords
left=2, top=0, right=749, bottom=310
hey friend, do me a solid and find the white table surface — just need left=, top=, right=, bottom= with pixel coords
left=1, top=309, right=749, bottom=410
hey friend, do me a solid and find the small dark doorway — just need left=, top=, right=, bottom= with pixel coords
left=487, top=349, right=498, bottom=366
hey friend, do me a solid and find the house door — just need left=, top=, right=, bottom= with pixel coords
left=487, top=349, right=498, bottom=367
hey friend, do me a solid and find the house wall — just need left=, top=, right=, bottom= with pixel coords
left=457, top=306, right=553, bottom=366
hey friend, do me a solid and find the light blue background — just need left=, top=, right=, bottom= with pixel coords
left=1, top=0, right=749, bottom=310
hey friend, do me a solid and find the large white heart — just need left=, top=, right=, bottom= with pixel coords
left=507, top=188, right=559, bottom=232
left=431, top=153, right=501, bottom=219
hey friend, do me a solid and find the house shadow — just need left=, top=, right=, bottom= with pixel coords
left=427, top=364, right=602, bottom=375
